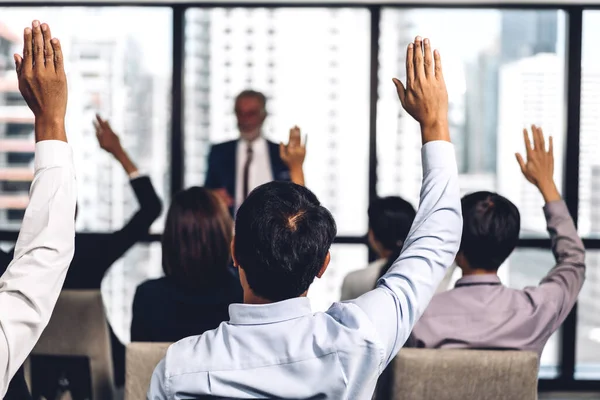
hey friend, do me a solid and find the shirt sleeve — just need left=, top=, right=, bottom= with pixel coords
left=350, top=141, right=462, bottom=368
left=0, top=140, right=76, bottom=395
left=525, top=200, right=586, bottom=332
left=148, top=358, right=169, bottom=399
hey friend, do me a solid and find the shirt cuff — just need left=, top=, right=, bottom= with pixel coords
left=421, top=141, right=457, bottom=172
left=34, top=140, right=73, bottom=171
left=543, top=199, right=568, bottom=219
left=128, top=171, right=142, bottom=180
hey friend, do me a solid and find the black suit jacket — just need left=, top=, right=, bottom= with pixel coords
left=204, top=139, right=290, bottom=209
left=0, top=175, right=163, bottom=393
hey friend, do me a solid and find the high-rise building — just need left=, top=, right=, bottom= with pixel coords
left=497, top=53, right=565, bottom=236
left=0, top=23, right=34, bottom=230
left=501, top=10, right=558, bottom=63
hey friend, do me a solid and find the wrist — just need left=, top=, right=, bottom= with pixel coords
left=420, top=118, right=450, bottom=144
left=34, top=117, right=66, bottom=142
left=537, top=179, right=561, bottom=203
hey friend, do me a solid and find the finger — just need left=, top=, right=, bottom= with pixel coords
left=393, top=78, right=407, bottom=108
left=515, top=153, right=527, bottom=174
left=413, top=36, right=425, bottom=81
left=523, top=128, right=533, bottom=155
left=423, top=38, right=433, bottom=78
left=536, top=126, right=546, bottom=153
left=405, top=43, right=414, bottom=87
left=51, top=38, right=64, bottom=73
left=32, top=20, right=44, bottom=68
left=531, top=124, right=543, bottom=152
left=14, top=54, right=22, bottom=76
left=289, top=126, right=301, bottom=146
left=548, top=136, right=554, bottom=155
left=434, top=49, right=443, bottom=80
left=95, top=114, right=106, bottom=127
left=41, top=23, right=54, bottom=70
left=22, top=27, right=33, bottom=72
left=93, top=120, right=101, bottom=133
left=279, top=142, right=286, bottom=159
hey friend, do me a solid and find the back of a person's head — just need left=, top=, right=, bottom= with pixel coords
left=234, top=181, right=337, bottom=302
left=368, top=196, right=416, bottom=252
left=460, top=191, right=521, bottom=272
left=162, top=186, right=233, bottom=290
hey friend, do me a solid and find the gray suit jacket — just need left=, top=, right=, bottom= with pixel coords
left=411, top=200, right=585, bottom=357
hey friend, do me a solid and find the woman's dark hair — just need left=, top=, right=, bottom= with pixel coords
left=162, top=186, right=233, bottom=290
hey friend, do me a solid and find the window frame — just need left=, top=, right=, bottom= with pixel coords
left=0, top=1, right=597, bottom=391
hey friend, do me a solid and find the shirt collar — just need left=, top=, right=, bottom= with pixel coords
left=454, top=274, right=502, bottom=288
left=229, top=297, right=313, bottom=325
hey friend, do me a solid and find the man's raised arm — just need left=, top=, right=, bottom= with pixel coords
left=351, top=36, right=462, bottom=367
left=0, top=21, right=75, bottom=395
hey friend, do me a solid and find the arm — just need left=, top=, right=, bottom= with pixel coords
left=279, top=126, right=306, bottom=186
left=351, top=37, right=461, bottom=366
left=516, top=126, right=585, bottom=331
left=0, top=21, right=74, bottom=394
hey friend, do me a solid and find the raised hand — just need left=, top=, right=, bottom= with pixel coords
left=14, top=20, right=67, bottom=142
left=94, top=114, right=122, bottom=155
left=279, top=126, right=306, bottom=169
left=515, top=125, right=560, bottom=203
left=392, top=36, right=449, bottom=144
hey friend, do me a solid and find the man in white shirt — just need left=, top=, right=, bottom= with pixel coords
left=149, top=36, right=462, bottom=399
left=0, top=20, right=76, bottom=396
left=204, top=91, right=304, bottom=213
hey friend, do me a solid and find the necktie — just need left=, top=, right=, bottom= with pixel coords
left=242, top=143, right=254, bottom=199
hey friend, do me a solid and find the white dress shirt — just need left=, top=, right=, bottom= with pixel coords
left=0, top=140, right=76, bottom=396
left=148, top=141, right=462, bottom=399
left=235, top=136, right=273, bottom=210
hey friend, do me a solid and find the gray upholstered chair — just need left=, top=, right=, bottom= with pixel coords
left=125, top=342, right=170, bottom=400
left=29, top=290, right=114, bottom=399
left=390, top=349, right=539, bottom=400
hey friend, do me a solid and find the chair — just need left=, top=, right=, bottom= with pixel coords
left=389, top=349, right=539, bottom=400
left=125, top=342, right=170, bottom=400
left=29, top=290, right=114, bottom=399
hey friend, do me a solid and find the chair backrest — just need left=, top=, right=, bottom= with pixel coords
left=31, top=290, right=114, bottom=399
left=390, top=349, right=539, bottom=400
left=125, top=342, right=171, bottom=400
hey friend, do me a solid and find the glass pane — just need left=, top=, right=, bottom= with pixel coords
left=309, top=244, right=368, bottom=312
left=184, top=8, right=370, bottom=235
left=378, top=9, right=566, bottom=237
left=101, top=241, right=163, bottom=343
left=0, top=8, right=172, bottom=233
left=576, top=250, right=600, bottom=379
left=580, top=11, right=600, bottom=238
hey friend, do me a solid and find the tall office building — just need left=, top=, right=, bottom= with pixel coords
left=0, top=23, right=34, bottom=230
left=497, top=53, right=565, bottom=235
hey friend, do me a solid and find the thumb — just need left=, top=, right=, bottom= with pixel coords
left=392, top=78, right=407, bottom=108
left=515, top=153, right=527, bottom=175
left=14, top=54, right=22, bottom=75
left=279, top=142, right=286, bottom=159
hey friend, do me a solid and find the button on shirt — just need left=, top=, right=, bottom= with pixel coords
left=0, top=141, right=76, bottom=396
left=235, top=136, right=273, bottom=210
left=148, top=141, right=462, bottom=399
left=411, top=200, right=585, bottom=357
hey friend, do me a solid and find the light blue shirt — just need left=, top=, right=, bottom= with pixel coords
left=148, top=141, right=462, bottom=399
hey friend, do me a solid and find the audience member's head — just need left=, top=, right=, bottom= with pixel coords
left=232, top=181, right=337, bottom=302
left=162, top=186, right=233, bottom=290
left=368, top=196, right=416, bottom=259
left=234, top=90, right=267, bottom=141
left=457, top=191, right=521, bottom=273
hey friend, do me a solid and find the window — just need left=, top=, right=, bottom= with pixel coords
left=0, top=7, right=172, bottom=235
left=577, top=11, right=600, bottom=378
left=184, top=8, right=371, bottom=236
left=378, top=9, right=566, bottom=238
left=4, top=123, right=32, bottom=137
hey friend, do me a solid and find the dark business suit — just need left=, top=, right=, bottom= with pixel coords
left=131, top=272, right=242, bottom=343
left=204, top=139, right=290, bottom=212
left=0, top=176, right=162, bottom=393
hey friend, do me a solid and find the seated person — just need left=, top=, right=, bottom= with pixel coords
left=341, top=196, right=416, bottom=300
left=411, top=126, right=585, bottom=358
left=0, top=21, right=76, bottom=396
left=148, top=36, right=463, bottom=398
left=131, top=186, right=242, bottom=342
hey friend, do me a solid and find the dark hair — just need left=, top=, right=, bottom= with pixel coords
left=369, top=196, right=416, bottom=252
left=162, top=187, right=233, bottom=290
left=460, top=191, right=521, bottom=272
left=235, top=90, right=267, bottom=111
left=234, top=181, right=337, bottom=301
